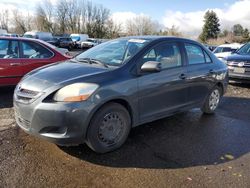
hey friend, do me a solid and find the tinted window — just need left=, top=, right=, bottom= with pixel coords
left=222, top=47, right=233, bottom=52
left=0, top=39, right=19, bottom=59
left=21, top=41, right=53, bottom=59
left=237, top=43, right=250, bottom=55
left=204, top=51, right=212, bottom=63
left=142, top=42, right=182, bottom=69
left=185, top=43, right=205, bottom=65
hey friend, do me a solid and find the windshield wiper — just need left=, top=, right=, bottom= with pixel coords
left=89, top=58, right=109, bottom=68
left=76, top=57, right=108, bottom=68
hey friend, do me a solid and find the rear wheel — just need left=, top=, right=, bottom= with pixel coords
left=201, top=86, right=222, bottom=114
left=86, top=103, right=131, bottom=153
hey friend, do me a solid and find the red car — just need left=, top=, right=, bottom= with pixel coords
left=0, top=37, right=71, bottom=86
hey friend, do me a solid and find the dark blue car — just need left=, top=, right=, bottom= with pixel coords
left=223, top=42, right=250, bottom=82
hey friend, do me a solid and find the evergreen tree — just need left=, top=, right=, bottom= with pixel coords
left=232, top=24, right=244, bottom=36
left=199, top=10, right=220, bottom=42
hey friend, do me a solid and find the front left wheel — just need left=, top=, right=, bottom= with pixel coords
left=86, top=103, right=131, bottom=153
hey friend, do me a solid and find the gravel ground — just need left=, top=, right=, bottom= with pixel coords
left=0, top=83, right=250, bottom=188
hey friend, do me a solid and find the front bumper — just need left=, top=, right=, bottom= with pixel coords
left=14, top=99, right=96, bottom=146
left=229, top=72, right=250, bottom=83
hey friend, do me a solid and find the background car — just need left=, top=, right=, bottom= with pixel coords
left=213, top=43, right=242, bottom=60
left=0, top=33, right=19, bottom=37
left=70, top=34, right=89, bottom=48
left=57, top=37, right=74, bottom=50
left=14, top=36, right=228, bottom=153
left=0, top=37, right=71, bottom=86
left=23, top=31, right=53, bottom=42
left=81, top=38, right=100, bottom=49
left=223, top=42, right=250, bottom=82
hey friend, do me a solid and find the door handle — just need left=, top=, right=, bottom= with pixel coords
left=10, top=63, right=21, bottom=66
left=179, top=73, right=186, bottom=80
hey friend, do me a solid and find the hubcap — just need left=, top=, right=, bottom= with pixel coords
left=98, top=112, right=124, bottom=146
left=209, top=89, right=220, bottom=111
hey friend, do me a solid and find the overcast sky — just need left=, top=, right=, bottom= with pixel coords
left=0, top=0, right=250, bottom=37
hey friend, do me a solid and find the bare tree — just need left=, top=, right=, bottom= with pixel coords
left=35, top=0, right=55, bottom=32
left=12, top=10, right=28, bottom=34
left=126, top=15, right=160, bottom=35
left=56, top=0, right=68, bottom=34
left=105, top=19, right=121, bottom=39
left=0, top=9, right=9, bottom=31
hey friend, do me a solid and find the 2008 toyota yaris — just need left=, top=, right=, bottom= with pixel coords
left=14, top=36, right=228, bottom=153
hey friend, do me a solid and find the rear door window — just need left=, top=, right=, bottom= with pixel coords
left=185, top=43, right=206, bottom=65
left=20, top=41, right=54, bottom=59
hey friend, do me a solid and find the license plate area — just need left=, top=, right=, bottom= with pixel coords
left=234, top=67, right=245, bottom=74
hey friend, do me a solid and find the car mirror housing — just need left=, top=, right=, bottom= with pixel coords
left=141, top=61, right=162, bottom=73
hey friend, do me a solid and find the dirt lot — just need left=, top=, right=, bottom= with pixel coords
left=0, top=83, right=250, bottom=188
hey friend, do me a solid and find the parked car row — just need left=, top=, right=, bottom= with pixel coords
left=206, top=41, right=250, bottom=83
left=0, top=31, right=105, bottom=50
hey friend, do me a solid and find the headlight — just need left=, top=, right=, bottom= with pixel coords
left=53, top=83, right=98, bottom=102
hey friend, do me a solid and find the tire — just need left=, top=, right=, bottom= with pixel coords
left=86, top=103, right=131, bottom=153
left=201, top=86, right=222, bottom=114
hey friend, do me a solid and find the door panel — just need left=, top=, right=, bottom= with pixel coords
left=184, top=43, right=215, bottom=105
left=186, top=63, right=215, bottom=104
left=138, top=67, right=188, bottom=122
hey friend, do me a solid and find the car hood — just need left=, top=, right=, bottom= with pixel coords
left=225, top=53, right=250, bottom=62
left=20, top=60, right=108, bottom=91
left=215, top=52, right=232, bottom=58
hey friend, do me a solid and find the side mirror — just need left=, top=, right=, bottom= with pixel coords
left=141, top=61, right=162, bottom=73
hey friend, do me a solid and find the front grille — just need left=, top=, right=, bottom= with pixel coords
left=227, top=61, right=250, bottom=68
left=15, top=87, right=42, bottom=104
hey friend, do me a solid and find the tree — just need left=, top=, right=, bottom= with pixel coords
left=35, top=0, right=55, bottom=32
left=0, top=9, right=9, bottom=31
left=199, top=10, right=220, bottom=42
left=126, top=15, right=160, bottom=35
left=12, top=10, right=34, bottom=34
left=232, top=24, right=244, bottom=36
left=242, top=28, right=250, bottom=39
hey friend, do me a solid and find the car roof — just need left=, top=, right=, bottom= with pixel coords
left=217, top=43, right=242, bottom=48
left=0, top=36, right=42, bottom=42
left=120, top=35, right=200, bottom=44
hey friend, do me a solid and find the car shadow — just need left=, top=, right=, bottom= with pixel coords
left=60, top=96, right=250, bottom=169
left=229, top=82, right=250, bottom=89
left=0, top=86, right=14, bottom=109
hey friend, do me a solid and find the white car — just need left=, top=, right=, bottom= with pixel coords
left=213, top=43, right=242, bottom=60
left=81, top=38, right=100, bottom=49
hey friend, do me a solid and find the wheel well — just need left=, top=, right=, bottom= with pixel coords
left=96, top=99, right=134, bottom=125
left=216, top=82, right=224, bottom=94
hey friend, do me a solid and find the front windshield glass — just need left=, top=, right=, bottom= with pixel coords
left=75, top=38, right=150, bottom=67
left=213, top=47, right=233, bottom=53
left=71, top=36, right=80, bottom=41
left=237, top=43, right=250, bottom=55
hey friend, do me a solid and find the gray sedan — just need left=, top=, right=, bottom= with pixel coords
left=14, top=36, right=228, bottom=153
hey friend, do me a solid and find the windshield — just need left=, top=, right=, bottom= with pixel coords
left=213, top=47, right=234, bottom=53
left=75, top=38, right=150, bottom=67
left=71, top=36, right=80, bottom=41
left=237, top=43, right=250, bottom=55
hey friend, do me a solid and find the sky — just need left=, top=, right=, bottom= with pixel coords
left=0, top=0, right=250, bottom=37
